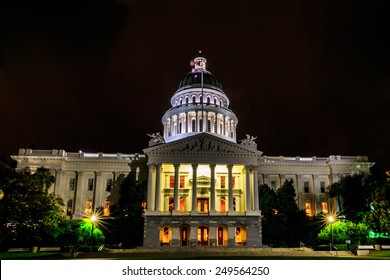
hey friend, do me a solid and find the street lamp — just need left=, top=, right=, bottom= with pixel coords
left=328, top=215, right=334, bottom=252
left=90, top=214, right=97, bottom=253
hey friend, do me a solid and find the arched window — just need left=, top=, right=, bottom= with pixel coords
left=207, top=96, right=210, bottom=105
left=192, top=96, right=196, bottom=104
left=185, top=97, right=189, bottom=105
left=192, top=119, right=196, bottom=132
left=236, top=225, right=247, bottom=246
left=180, top=98, right=183, bottom=105
left=160, top=226, right=172, bottom=246
left=214, top=98, right=217, bottom=105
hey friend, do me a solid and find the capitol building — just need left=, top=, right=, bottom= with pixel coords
left=12, top=57, right=373, bottom=247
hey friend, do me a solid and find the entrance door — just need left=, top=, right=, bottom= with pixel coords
left=217, top=227, right=224, bottom=246
left=181, top=226, right=188, bottom=246
left=197, top=226, right=209, bottom=246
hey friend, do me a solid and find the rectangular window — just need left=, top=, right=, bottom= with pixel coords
left=321, top=202, right=328, bottom=214
left=103, top=200, right=110, bottom=216
left=220, top=176, right=226, bottom=188
left=169, top=197, right=174, bottom=211
left=180, top=176, right=185, bottom=188
left=169, top=176, right=174, bottom=188
left=304, top=182, right=309, bottom=193
left=220, top=197, right=226, bottom=212
left=69, top=178, right=75, bottom=191
left=320, top=182, right=326, bottom=193
left=67, top=199, right=73, bottom=216
left=85, top=200, right=92, bottom=216
left=197, top=198, right=209, bottom=212
left=232, top=177, right=236, bottom=188
left=88, top=178, right=94, bottom=191
left=106, top=179, right=113, bottom=192
left=180, top=197, right=185, bottom=212
left=305, top=202, right=311, bottom=216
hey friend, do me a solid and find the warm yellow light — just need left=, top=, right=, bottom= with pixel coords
left=328, top=215, right=334, bottom=223
left=91, top=215, right=97, bottom=223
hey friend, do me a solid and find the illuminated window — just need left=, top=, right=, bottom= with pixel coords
left=304, top=182, right=309, bottom=193
left=106, top=179, right=113, bottom=192
left=103, top=200, right=110, bottom=216
left=220, top=176, right=226, bottom=188
left=88, top=178, right=94, bottom=191
left=66, top=199, right=73, bottom=216
left=235, top=226, right=247, bottom=246
left=161, top=226, right=171, bottom=245
left=305, top=202, right=312, bottom=216
left=181, top=226, right=188, bottom=246
left=180, top=176, right=185, bottom=188
left=233, top=197, right=236, bottom=211
left=320, top=182, right=326, bottom=193
left=69, top=178, right=75, bottom=191
left=85, top=200, right=92, bottom=216
left=180, top=197, right=185, bottom=212
left=217, top=226, right=228, bottom=246
left=321, top=202, right=328, bottom=214
left=197, top=198, right=209, bottom=212
left=232, top=177, right=236, bottom=188
left=169, top=197, right=174, bottom=211
left=220, top=197, right=226, bottom=212
left=169, top=176, right=174, bottom=188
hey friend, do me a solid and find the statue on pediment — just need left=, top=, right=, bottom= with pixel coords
left=240, top=134, right=258, bottom=149
left=147, top=132, right=165, bottom=146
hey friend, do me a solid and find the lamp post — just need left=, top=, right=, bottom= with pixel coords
left=329, top=215, right=334, bottom=252
left=90, top=215, right=97, bottom=253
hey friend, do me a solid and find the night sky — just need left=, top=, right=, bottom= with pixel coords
left=1, top=0, right=389, bottom=172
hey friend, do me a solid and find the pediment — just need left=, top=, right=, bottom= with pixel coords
left=144, top=133, right=263, bottom=158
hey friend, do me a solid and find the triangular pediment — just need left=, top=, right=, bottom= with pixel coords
left=144, top=133, right=262, bottom=165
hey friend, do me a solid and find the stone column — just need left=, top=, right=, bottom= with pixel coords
left=227, top=165, right=234, bottom=215
left=146, top=164, right=154, bottom=212
left=155, top=164, right=162, bottom=212
left=210, top=164, right=216, bottom=214
left=245, top=166, right=251, bottom=212
left=253, top=168, right=260, bottom=211
left=171, top=225, right=180, bottom=246
left=173, top=164, right=180, bottom=213
left=74, top=171, right=84, bottom=219
left=54, top=169, right=63, bottom=194
left=191, top=163, right=198, bottom=215
left=228, top=225, right=236, bottom=247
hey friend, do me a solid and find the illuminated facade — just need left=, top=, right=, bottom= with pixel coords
left=11, top=56, right=373, bottom=248
left=12, top=149, right=147, bottom=220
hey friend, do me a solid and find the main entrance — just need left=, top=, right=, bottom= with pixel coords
left=197, top=226, right=209, bottom=246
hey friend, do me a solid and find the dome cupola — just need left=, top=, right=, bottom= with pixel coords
left=162, top=57, right=238, bottom=143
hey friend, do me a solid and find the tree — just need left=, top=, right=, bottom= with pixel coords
left=0, top=165, right=66, bottom=247
left=329, top=173, right=377, bottom=221
left=364, top=184, right=390, bottom=238
left=109, top=172, right=146, bottom=248
left=259, top=180, right=310, bottom=247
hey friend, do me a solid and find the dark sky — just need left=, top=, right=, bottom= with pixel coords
left=1, top=0, right=389, bottom=172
